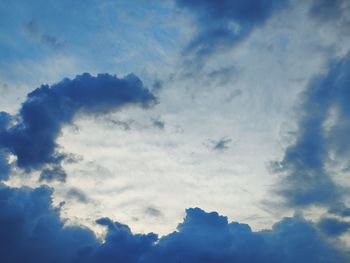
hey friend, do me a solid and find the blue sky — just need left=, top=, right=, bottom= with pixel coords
left=1, top=0, right=350, bottom=262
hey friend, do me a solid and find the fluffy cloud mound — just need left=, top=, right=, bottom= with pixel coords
left=176, top=0, right=287, bottom=61
left=141, top=208, right=345, bottom=263
left=275, top=53, right=350, bottom=213
left=0, top=184, right=98, bottom=263
left=0, top=183, right=346, bottom=263
left=0, top=73, right=156, bottom=178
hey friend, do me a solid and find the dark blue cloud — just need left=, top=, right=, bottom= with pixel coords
left=0, top=150, right=10, bottom=180
left=318, top=217, right=350, bottom=237
left=0, top=73, right=156, bottom=178
left=87, top=218, right=158, bottom=263
left=142, top=208, right=346, bottom=263
left=0, top=183, right=98, bottom=263
left=0, top=184, right=346, bottom=263
left=176, top=0, right=288, bottom=62
left=0, top=112, right=11, bottom=180
left=275, top=53, right=350, bottom=212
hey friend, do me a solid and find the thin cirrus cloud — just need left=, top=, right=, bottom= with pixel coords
left=0, top=183, right=346, bottom=263
left=0, top=73, right=156, bottom=180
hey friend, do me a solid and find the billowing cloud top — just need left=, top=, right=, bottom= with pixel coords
left=0, top=183, right=346, bottom=263
left=0, top=73, right=156, bottom=177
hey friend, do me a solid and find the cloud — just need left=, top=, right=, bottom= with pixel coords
left=318, top=217, right=350, bottom=237
left=151, top=117, right=165, bottom=130
left=24, top=20, right=64, bottom=49
left=0, top=150, right=10, bottom=181
left=66, top=187, right=89, bottom=203
left=274, top=52, right=350, bottom=212
left=142, top=208, right=346, bottom=263
left=0, top=183, right=98, bottom=263
left=0, top=73, right=156, bottom=179
left=39, top=165, right=67, bottom=183
left=0, top=183, right=346, bottom=263
left=89, top=218, right=157, bottom=263
left=176, top=0, right=288, bottom=63
left=107, top=119, right=133, bottom=131
left=309, top=0, right=350, bottom=26
left=211, top=137, right=233, bottom=151
left=208, top=66, right=239, bottom=87
left=145, top=207, right=163, bottom=217
left=0, top=112, right=11, bottom=180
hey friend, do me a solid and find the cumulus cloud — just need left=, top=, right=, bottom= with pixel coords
left=0, top=185, right=346, bottom=263
left=176, top=0, right=288, bottom=63
left=0, top=183, right=98, bottom=263
left=141, top=208, right=346, bottom=263
left=274, top=52, right=350, bottom=213
left=0, top=73, right=156, bottom=180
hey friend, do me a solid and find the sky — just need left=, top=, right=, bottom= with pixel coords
left=1, top=0, right=350, bottom=262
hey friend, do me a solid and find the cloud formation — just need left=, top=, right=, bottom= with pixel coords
left=0, top=73, right=156, bottom=179
left=309, top=0, right=350, bottom=26
left=24, top=20, right=64, bottom=49
left=212, top=137, right=233, bottom=151
left=318, top=217, right=350, bottom=237
left=0, top=184, right=346, bottom=263
left=0, top=150, right=10, bottom=180
left=176, top=0, right=288, bottom=63
left=275, top=53, right=350, bottom=213
left=0, top=112, right=11, bottom=180
left=0, top=184, right=98, bottom=263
